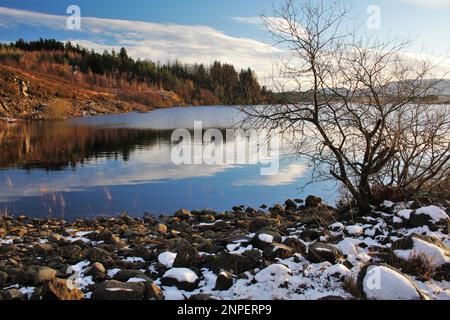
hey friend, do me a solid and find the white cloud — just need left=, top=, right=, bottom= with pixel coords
left=398, top=0, right=450, bottom=8
left=234, top=163, right=307, bottom=186
left=0, top=7, right=447, bottom=89
left=231, top=16, right=265, bottom=26
left=0, top=7, right=282, bottom=84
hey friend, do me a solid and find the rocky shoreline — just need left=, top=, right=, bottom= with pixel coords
left=0, top=196, right=449, bottom=300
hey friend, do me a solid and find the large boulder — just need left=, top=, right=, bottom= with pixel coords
left=91, top=280, right=146, bottom=300
left=307, top=242, right=342, bottom=264
left=357, top=264, right=426, bottom=300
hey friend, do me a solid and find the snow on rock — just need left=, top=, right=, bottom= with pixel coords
left=123, top=257, right=145, bottom=263
left=323, top=264, right=352, bottom=278
left=397, top=209, right=413, bottom=220
left=337, top=238, right=358, bottom=258
left=382, top=200, right=395, bottom=208
left=254, top=264, right=292, bottom=283
left=394, top=237, right=450, bottom=267
left=414, top=206, right=448, bottom=223
left=158, top=252, right=177, bottom=268
left=258, top=234, right=274, bottom=243
left=163, top=268, right=199, bottom=284
left=346, top=225, right=364, bottom=236
left=393, top=216, right=403, bottom=224
left=359, top=265, right=423, bottom=300
left=107, top=268, right=121, bottom=278
left=127, top=278, right=147, bottom=283
left=329, top=222, right=345, bottom=231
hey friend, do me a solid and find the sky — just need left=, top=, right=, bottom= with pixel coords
left=0, top=0, right=449, bottom=84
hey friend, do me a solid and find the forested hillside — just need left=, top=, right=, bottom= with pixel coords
left=0, top=38, right=273, bottom=107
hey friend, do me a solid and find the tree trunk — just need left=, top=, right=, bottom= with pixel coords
left=357, top=178, right=372, bottom=214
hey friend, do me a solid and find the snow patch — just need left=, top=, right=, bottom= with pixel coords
left=163, top=268, right=198, bottom=283
left=258, top=234, right=274, bottom=243
left=158, top=252, right=177, bottom=268
left=362, top=265, right=421, bottom=300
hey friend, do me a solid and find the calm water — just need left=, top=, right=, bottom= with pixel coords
left=0, top=106, right=338, bottom=219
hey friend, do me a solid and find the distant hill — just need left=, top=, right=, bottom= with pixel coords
left=0, top=38, right=273, bottom=120
left=274, top=79, right=450, bottom=105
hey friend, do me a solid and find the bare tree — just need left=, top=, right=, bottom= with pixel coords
left=244, top=0, right=450, bottom=213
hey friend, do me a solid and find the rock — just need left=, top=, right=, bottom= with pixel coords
left=270, top=204, right=285, bottom=213
left=161, top=268, right=199, bottom=291
left=0, top=271, right=8, bottom=287
left=33, top=266, right=57, bottom=285
left=85, top=262, right=106, bottom=280
left=175, top=209, right=192, bottom=220
left=408, top=206, right=449, bottom=231
left=211, top=220, right=231, bottom=232
left=199, top=214, right=216, bottom=223
left=118, top=212, right=138, bottom=226
left=113, top=270, right=148, bottom=282
left=307, top=242, right=342, bottom=264
left=146, top=283, right=164, bottom=300
left=214, top=271, right=234, bottom=291
left=357, top=264, right=426, bottom=300
left=391, top=234, right=450, bottom=267
left=97, top=229, right=123, bottom=245
left=83, top=247, right=113, bottom=266
left=48, top=233, right=63, bottom=243
left=249, top=216, right=279, bottom=232
left=34, top=243, right=54, bottom=255
left=263, top=243, right=294, bottom=261
left=0, top=288, right=24, bottom=300
left=40, top=278, right=84, bottom=300
left=254, top=264, right=292, bottom=283
left=206, top=252, right=262, bottom=275
left=299, top=229, right=322, bottom=241
left=283, top=237, right=307, bottom=255
left=173, top=241, right=201, bottom=268
left=91, top=280, right=146, bottom=300
left=345, top=225, right=364, bottom=237
left=305, top=195, right=323, bottom=208
left=252, top=230, right=282, bottom=250
left=285, top=199, right=297, bottom=209
left=61, top=245, right=82, bottom=261
left=155, top=223, right=168, bottom=234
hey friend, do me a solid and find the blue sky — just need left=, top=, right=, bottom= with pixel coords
left=0, top=0, right=448, bottom=82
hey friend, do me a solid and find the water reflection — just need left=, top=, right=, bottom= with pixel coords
left=0, top=107, right=337, bottom=218
left=0, top=121, right=173, bottom=171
